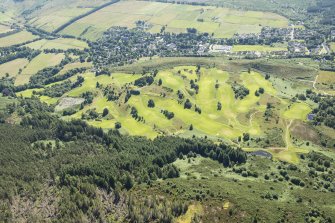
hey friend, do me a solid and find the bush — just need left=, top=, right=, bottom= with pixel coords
left=115, top=122, right=122, bottom=129
left=148, top=99, right=155, bottom=108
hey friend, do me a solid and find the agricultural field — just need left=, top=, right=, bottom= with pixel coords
left=316, top=71, right=335, bottom=88
left=154, top=0, right=315, bottom=21
left=14, top=52, right=65, bottom=86
left=232, top=44, right=288, bottom=52
left=0, top=58, right=29, bottom=78
left=0, top=30, right=38, bottom=47
left=61, top=1, right=289, bottom=40
left=24, top=0, right=103, bottom=32
left=0, top=9, right=16, bottom=23
left=25, top=38, right=89, bottom=50
left=0, top=24, right=12, bottom=34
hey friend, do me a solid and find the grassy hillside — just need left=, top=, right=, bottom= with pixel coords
left=12, top=56, right=333, bottom=165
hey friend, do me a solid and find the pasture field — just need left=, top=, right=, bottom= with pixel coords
left=14, top=53, right=65, bottom=86
left=27, top=5, right=90, bottom=32
left=23, top=0, right=110, bottom=32
left=25, top=38, right=89, bottom=50
left=0, top=9, right=15, bottom=23
left=316, top=70, right=335, bottom=86
left=232, top=44, right=288, bottom=52
left=0, top=30, right=38, bottom=47
left=57, top=61, right=92, bottom=75
left=61, top=1, right=289, bottom=40
left=0, top=58, right=29, bottom=78
left=0, top=24, right=12, bottom=34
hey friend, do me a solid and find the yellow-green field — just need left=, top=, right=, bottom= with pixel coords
left=0, top=30, right=38, bottom=47
left=282, top=102, right=311, bottom=121
left=16, top=88, right=58, bottom=105
left=14, top=53, right=65, bottom=86
left=25, top=38, right=88, bottom=50
left=18, top=64, right=320, bottom=163
left=0, top=58, right=29, bottom=78
left=232, top=44, right=288, bottom=52
left=16, top=88, right=43, bottom=98
left=57, top=61, right=92, bottom=75
left=61, top=1, right=289, bottom=40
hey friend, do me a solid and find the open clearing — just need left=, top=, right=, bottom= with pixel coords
left=14, top=53, right=65, bottom=86
left=0, top=30, right=38, bottom=47
left=61, top=1, right=289, bottom=40
left=25, top=38, right=88, bottom=50
left=0, top=58, right=29, bottom=78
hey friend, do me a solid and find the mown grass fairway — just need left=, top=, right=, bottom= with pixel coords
left=14, top=53, right=65, bottom=86
left=61, top=1, right=289, bottom=40
left=25, top=38, right=88, bottom=50
left=0, top=31, right=37, bottom=47
left=283, top=102, right=311, bottom=121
